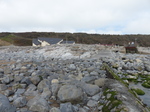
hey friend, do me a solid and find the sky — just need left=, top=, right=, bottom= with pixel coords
left=0, top=0, right=150, bottom=34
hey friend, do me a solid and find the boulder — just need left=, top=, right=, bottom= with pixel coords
left=27, top=96, right=50, bottom=112
left=60, top=102, right=74, bottom=112
left=95, top=78, right=107, bottom=87
left=13, top=96, right=27, bottom=108
left=57, top=85, right=83, bottom=103
left=14, top=75, right=24, bottom=82
left=15, top=89, right=25, bottom=95
left=24, top=84, right=38, bottom=96
left=4, top=90, right=14, bottom=96
left=37, top=79, right=50, bottom=92
left=41, top=88, right=51, bottom=100
left=51, top=83, right=60, bottom=96
left=82, top=84, right=100, bottom=96
left=1, top=76, right=11, bottom=84
left=0, top=94, right=16, bottom=112
left=30, top=75, right=41, bottom=85
left=21, top=77, right=31, bottom=85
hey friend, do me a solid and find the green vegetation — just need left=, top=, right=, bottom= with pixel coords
left=38, top=75, right=43, bottom=80
left=0, top=34, right=15, bottom=43
left=102, top=64, right=150, bottom=111
left=142, top=81, right=150, bottom=88
left=0, top=34, right=32, bottom=46
left=102, top=89, right=123, bottom=112
left=103, top=63, right=128, bottom=87
left=0, top=32, right=150, bottom=46
left=131, top=88, right=145, bottom=95
left=138, top=74, right=150, bottom=88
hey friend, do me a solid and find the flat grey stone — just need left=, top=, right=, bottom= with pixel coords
left=87, top=100, right=98, bottom=107
left=27, top=96, right=50, bottom=112
left=21, top=77, right=31, bottom=85
left=50, top=107, right=61, bottom=112
left=60, top=102, right=74, bottom=112
left=51, top=83, right=60, bottom=96
left=92, top=93, right=101, bottom=101
left=81, top=76, right=97, bottom=83
left=30, top=75, right=41, bottom=85
left=13, top=96, right=27, bottom=108
left=16, top=89, right=25, bottom=95
left=41, top=88, right=51, bottom=100
left=4, top=90, right=14, bottom=96
left=57, top=85, right=83, bottom=103
left=1, top=76, right=11, bottom=84
left=37, top=79, right=50, bottom=92
left=90, top=71, right=99, bottom=76
left=82, top=84, right=100, bottom=96
left=95, top=78, right=107, bottom=87
left=0, top=94, right=16, bottom=112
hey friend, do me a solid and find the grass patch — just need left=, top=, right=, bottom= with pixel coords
left=1, top=34, right=15, bottom=43
left=102, top=89, right=122, bottom=112
left=131, top=88, right=145, bottom=95
left=142, top=82, right=150, bottom=88
left=103, top=63, right=128, bottom=87
left=0, top=34, right=32, bottom=46
left=38, top=75, right=43, bottom=80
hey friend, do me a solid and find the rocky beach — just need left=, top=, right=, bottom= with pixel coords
left=0, top=44, right=150, bottom=112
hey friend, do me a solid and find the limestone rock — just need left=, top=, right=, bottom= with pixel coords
left=13, top=96, right=27, bottom=108
left=57, top=85, right=83, bottom=103
left=16, top=89, right=25, bottom=95
left=69, top=64, right=76, bottom=70
left=1, top=76, right=11, bottom=84
left=30, top=75, right=41, bottom=85
left=0, top=94, right=16, bottom=112
left=90, top=71, right=99, bottom=76
left=24, top=84, right=38, bottom=96
left=95, top=78, right=107, bottom=87
left=87, top=100, right=98, bottom=107
left=126, top=75, right=137, bottom=79
left=21, top=77, right=31, bottom=85
left=60, top=102, right=74, bottom=112
left=0, top=84, right=7, bottom=91
left=51, top=79, right=59, bottom=84
left=4, top=90, right=14, bottom=96
left=50, top=107, right=61, bottom=112
left=27, top=96, right=50, bottom=112
left=37, top=79, right=50, bottom=92
left=41, top=88, right=51, bottom=100
left=82, top=84, right=100, bottom=96
left=51, top=83, right=60, bottom=96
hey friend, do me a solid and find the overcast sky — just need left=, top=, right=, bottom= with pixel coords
left=0, top=0, right=150, bottom=34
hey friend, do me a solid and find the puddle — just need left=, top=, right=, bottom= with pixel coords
left=129, top=82, right=150, bottom=107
